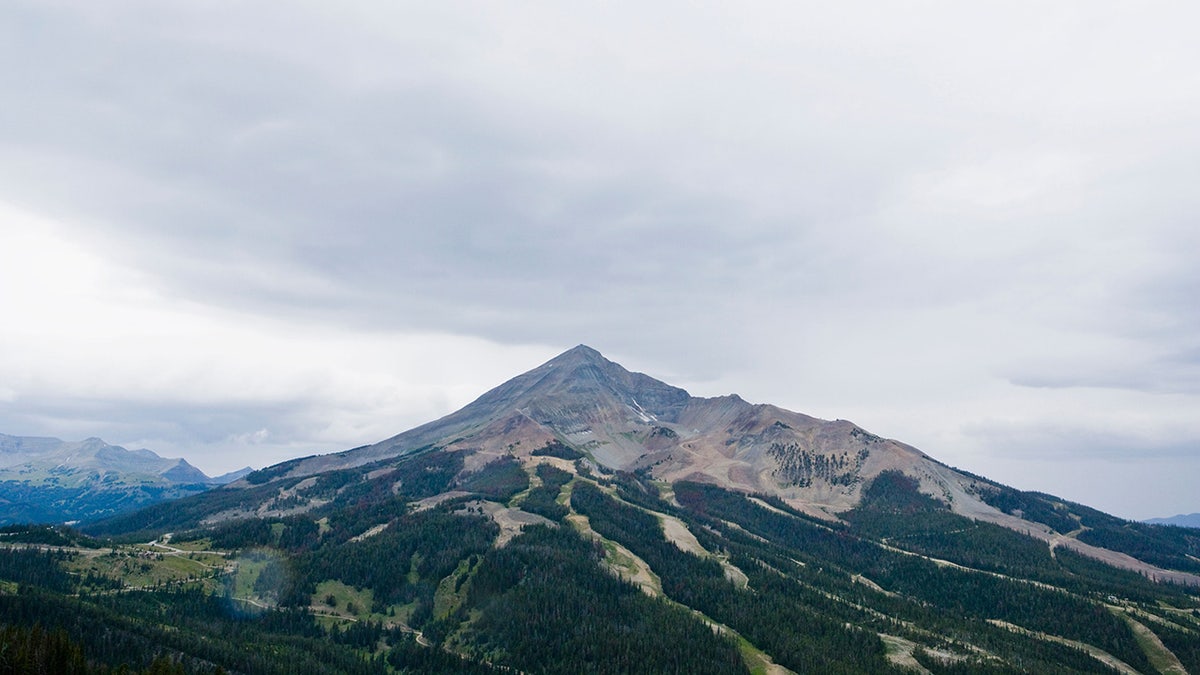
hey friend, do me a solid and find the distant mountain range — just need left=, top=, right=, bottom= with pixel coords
left=1145, top=513, right=1200, bottom=528
left=0, top=433, right=251, bottom=525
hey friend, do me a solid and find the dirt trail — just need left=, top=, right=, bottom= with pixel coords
left=567, top=513, right=661, bottom=596
left=465, top=500, right=554, bottom=548
left=659, top=513, right=749, bottom=588
left=880, top=634, right=934, bottom=674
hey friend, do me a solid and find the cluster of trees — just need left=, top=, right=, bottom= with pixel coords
left=0, top=523, right=99, bottom=547
left=1077, top=524, right=1200, bottom=574
left=530, top=440, right=584, bottom=460
left=288, top=508, right=497, bottom=612
left=766, top=443, right=866, bottom=487
left=572, top=481, right=893, bottom=674
left=975, top=480, right=1200, bottom=573
left=456, top=456, right=529, bottom=501
left=83, top=480, right=290, bottom=542
left=465, top=524, right=746, bottom=674
left=0, top=622, right=203, bottom=675
left=977, top=485, right=1080, bottom=534
left=517, top=464, right=572, bottom=521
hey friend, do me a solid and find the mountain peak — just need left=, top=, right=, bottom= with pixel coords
left=539, top=344, right=616, bottom=374
left=555, top=344, right=605, bottom=362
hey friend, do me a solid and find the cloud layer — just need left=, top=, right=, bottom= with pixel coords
left=2, top=2, right=1198, bottom=519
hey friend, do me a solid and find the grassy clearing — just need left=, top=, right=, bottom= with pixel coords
left=557, top=479, right=574, bottom=506
left=310, top=579, right=408, bottom=627
left=68, top=548, right=224, bottom=591
left=313, top=579, right=374, bottom=618
left=433, top=557, right=476, bottom=620
left=735, top=634, right=791, bottom=675
left=1118, top=611, right=1187, bottom=675
left=161, top=537, right=214, bottom=552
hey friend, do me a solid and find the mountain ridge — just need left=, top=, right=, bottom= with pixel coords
left=1145, top=512, right=1200, bottom=528
left=160, top=345, right=1198, bottom=587
left=0, top=433, right=247, bottom=525
left=253, top=346, right=1041, bottom=520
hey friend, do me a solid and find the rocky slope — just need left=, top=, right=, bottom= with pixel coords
left=271, top=345, right=951, bottom=514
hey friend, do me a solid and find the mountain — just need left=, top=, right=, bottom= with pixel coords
left=0, top=433, right=234, bottom=525
left=1146, top=513, right=1200, bottom=528
left=210, top=466, right=255, bottom=485
left=18, top=346, right=1200, bottom=673
left=177, top=345, right=1198, bottom=586
left=270, top=344, right=942, bottom=501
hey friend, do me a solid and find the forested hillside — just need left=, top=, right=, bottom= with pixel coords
left=3, top=451, right=1199, bottom=674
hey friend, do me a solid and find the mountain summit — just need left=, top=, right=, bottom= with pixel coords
left=281, top=346, right=964, bottom=517
left=289, top=344, right=691, bottom=475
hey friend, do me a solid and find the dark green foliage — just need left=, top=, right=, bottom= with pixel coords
left=201, top=517, right=274, bottom=549
left=386, top=632, right=497, bottom=674
left=857, top=469, right=947, bottom=513
left=911, top=649, right=1084, bottom=675
left=0, top=548, right=75, bottom=592
left=0, top=622, right=92, bottom=674
left=673, top=481, right=1153, bottom=674
left=82, top=481, right=293, bottom=540
left=573, top=482, right=894, bottom=674
left=977, top=485, right=1200, bottom=574
left=290, top=508, right=497, bottom=610
left=1153, top=622, right=1200, bottom=673
left=0, top=587, right=387, bottom=675
left=465, top=524, right=748, bottom=674
left=518, top=464, right=572, bottom=521
left=391, top=450, right=463, bottom=499
left=847, top=491, right=1198, bottom=606
left=0, top=523, right=99, bottom=547
left=649, top=425, right=677, bottom=439
left=276, top=515, right=321, bottom=551
left=1076, top=523, right=1200, bottom=573
left=611, top=471, right=676, bottom=513
left=10, top=460, right=1199, bottom=674
left=1052, top=547, right=1197, bottom=604
left=457, top=456, right=529, bottom=500
left=317, top=495, right=408, bottom=545
left=848, top=507, right=1060, bottom=576
left=530, top=440, right=584, bottom=460
left=977, top=486, right=1079, bottom=534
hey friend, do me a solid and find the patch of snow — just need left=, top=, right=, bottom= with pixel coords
left=629, top=398, right=657, bottom=423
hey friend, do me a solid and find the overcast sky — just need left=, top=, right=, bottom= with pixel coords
left=1, top=2, right=1197, bottom=519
